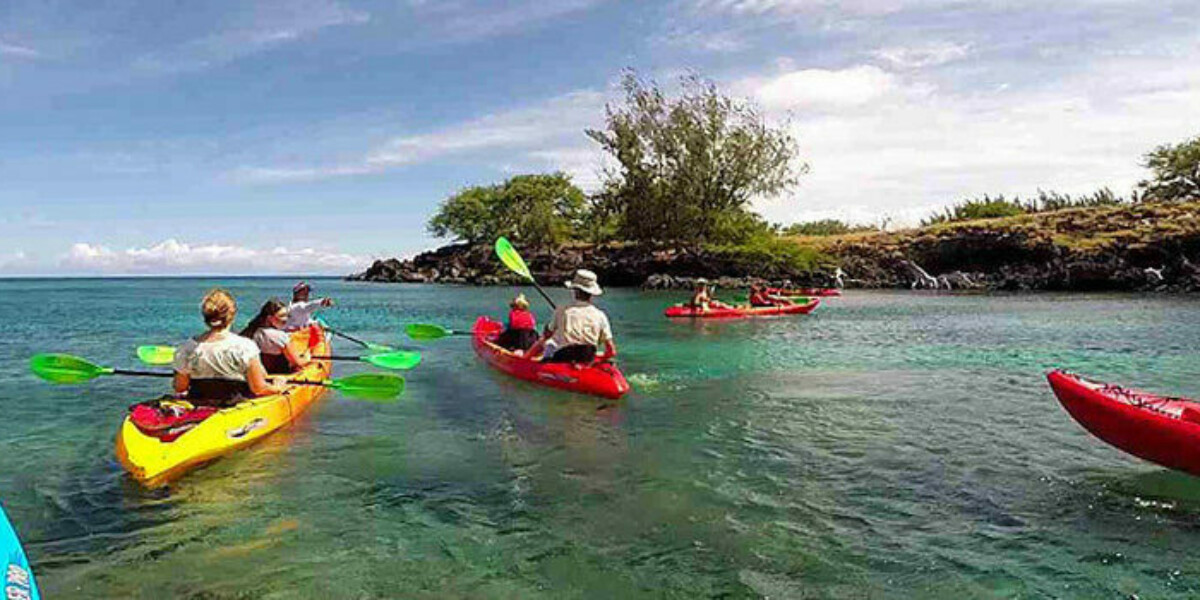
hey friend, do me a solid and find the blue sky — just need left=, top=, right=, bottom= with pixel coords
left=2, top=0, right=1198, bottom=275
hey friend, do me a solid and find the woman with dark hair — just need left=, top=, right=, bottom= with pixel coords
left=240, top=298, right=310, bottom=374
left=172, top=289, right=289, bottom=406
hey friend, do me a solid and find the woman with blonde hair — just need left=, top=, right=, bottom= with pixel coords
left=172, top=289, right=289, bottom=406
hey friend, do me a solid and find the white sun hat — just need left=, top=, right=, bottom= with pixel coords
left=564, top=269, right=604, bottom=296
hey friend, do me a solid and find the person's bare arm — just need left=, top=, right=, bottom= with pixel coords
left=246, top=358, right=288, bottom=396
left=173, top=372, right=189, bottom=394
left=283, top=343, right=310, bottom=371
left=600, top=340, right=617, bottom=361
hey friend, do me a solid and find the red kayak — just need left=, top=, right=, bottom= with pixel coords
left=664, top=298, right=820, bottom=319
left=1047, top=369, right=1200, bottom=476
left=774, top=287, right=841, bottom=297
left=471, top=317, right=630, bottom=399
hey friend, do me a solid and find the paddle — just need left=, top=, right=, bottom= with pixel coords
left=404, top=323, right=472, bottom=341
left=323, top=327, right=396, bottom=353
left=135, top=345, right=420, bottom=370
left=495, top=237, right=557, bottom=309
left=30, top=354, right=406, bottom=401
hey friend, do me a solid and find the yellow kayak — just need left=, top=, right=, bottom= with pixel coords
left=115, top=328, right=332, bottom=488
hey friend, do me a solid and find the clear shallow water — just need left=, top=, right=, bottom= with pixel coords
left=2, top=279, right=1200, bottom=598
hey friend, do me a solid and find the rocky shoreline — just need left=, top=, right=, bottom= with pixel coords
left=349, top=201, right=1200, bottom=292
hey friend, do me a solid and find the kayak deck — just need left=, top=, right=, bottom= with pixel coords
left=664, top=298, right=821, bottom=319
left=115, top=328, right=332, bottom=488
left=471, top=316, right=630, bottom=399
left=1047, top=369, right=1200, bottom=476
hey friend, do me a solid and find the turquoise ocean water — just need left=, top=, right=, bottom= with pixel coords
left=2, top=278, right=1200, bottom=598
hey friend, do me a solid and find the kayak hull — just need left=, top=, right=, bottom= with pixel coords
left=1047, top=369, right=1200, bottom=476
left=472, top=317, right=630, bottom=400
left=1, top=504, right=40, bottom=600
left=664, top=298, right=820, bottom=319
left=115, top=328, right=332, bottom=488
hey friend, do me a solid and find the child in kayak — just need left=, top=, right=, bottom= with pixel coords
left=241, top=298, right=311, bottom=374
left=530, top=269, right=617, bottom=364
left=497, top=293, right=539, bottom=353
left=173, top=289, right=290, bottom=406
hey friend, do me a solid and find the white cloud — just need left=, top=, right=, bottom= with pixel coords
left=872, top=41, right=971, bottom=69
left=134, top=0, right=369, bottom=72
left=749, top=65, right=903, bottom=110
left=431, top=0, right=607, bottom=43
left=0, top=40, right=39, bottom=59
left=748, top=51, right=1200, bottom=227
left=61, top=239, right=369, bottom=275
left=238, top=90, right=607, bottom=183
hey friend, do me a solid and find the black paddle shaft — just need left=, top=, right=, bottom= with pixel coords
left=113, top=368, right=173, bottom=378
left=112, top=367, right=330, bottom=388
left=527, top=280, right=557, bottom=310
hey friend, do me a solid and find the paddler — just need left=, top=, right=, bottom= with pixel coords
left=284, top=281, right=334, bottom=331
left=497, top=293, right=539, bottom=353
left=241, top=298, right=311, bottom=374
left=687, top=278, right=730, bottom=312
left=529, top=269, right=617, bottom=364
left=173, top=289, right=290, bottom=406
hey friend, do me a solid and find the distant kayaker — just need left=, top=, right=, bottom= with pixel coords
left=688, top=278, right=729, bottom=312
left=285, top=281, right=334, bottom=331
left=497, top=293, right=539, bottom=353
left=749, top=284, right=790, bottom=307
left=530, top=269, right=617, bottom=364
left=173, top=289, right=289, bottom=406
left=240, top=298, right=311, bottom=374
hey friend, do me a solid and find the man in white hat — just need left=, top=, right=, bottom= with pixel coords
left=284, top=281, right=335, bottom=331
left=531, top=269, right=617, bottom=364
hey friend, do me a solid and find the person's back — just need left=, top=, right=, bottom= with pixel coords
left=498, top=294, right=538, bottom=352
left=174, top=333, right=261, bottom=399
left=532, top=269, right=617, bottom=364
left=550, top=301, right=611, bottom=350
left=173, top=289, right=289, bottom=406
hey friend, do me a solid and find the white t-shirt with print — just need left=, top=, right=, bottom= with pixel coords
left=547, top=300, right=613, bottom=349
left=173, top=334, right=260, bottom=381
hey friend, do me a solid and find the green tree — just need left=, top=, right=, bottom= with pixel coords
left=586, top=72, right=804, bottom=246
left=427, top=173, right=586, bottom=246
left=783, top=219, right=878, bottom=236
left=1139, top=135, right=1200, bottom=202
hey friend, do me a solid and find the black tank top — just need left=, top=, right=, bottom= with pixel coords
left=187, top=378, right=254, bottom=408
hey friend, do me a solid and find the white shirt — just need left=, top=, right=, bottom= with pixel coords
left=253, top=327, right=292, bottom=356
left=173, top=333, right=260, bottom=381
left=285, top=299, right=326, bottom=330
left=547, top=300, right=613, bottom=348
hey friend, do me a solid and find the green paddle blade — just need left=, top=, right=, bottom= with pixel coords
left=30, top=353, right=114, bottom=384
left=405, top=323, right=452, bottom=341
left=327, top=372, right=406, bottom=402
left=137, top=345, right=175, bottom=365
left=361, top=350, right=422, bottom=370
left=495, top=237, right=532, bottom=280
